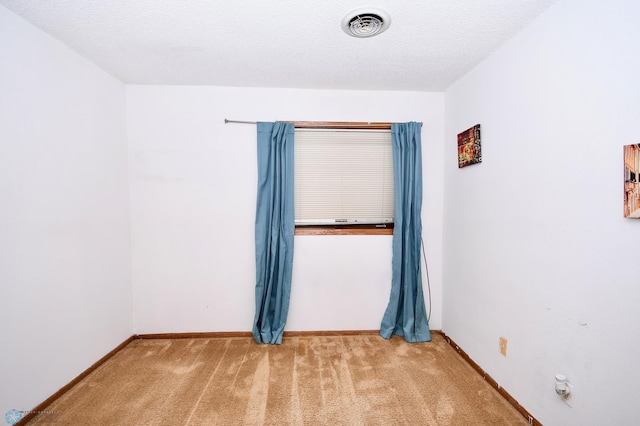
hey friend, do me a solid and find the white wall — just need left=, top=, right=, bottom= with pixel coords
left=0, top=5, right=131, bottom=417
left=444, top=0, right=640, bottom=424
left=126, top=86, right=444, bottom=334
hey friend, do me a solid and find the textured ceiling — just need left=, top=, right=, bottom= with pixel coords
left=0, top=0, right=559, bottom=91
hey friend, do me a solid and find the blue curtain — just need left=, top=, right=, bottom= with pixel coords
left=380, top=122, right=432, bottom=343
left=252, top=122, right=295, bottom=344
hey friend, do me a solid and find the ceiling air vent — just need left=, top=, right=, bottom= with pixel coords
left=341, top=8, right=391, bottom=38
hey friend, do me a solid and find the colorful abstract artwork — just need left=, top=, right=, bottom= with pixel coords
left=458, top=124, right=482, bottom=168
left=624, top=144, right=640, bottom=218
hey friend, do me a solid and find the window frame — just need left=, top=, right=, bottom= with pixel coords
left=291, top=121, right=394, bottom=236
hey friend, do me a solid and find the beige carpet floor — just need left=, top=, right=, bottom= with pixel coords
left=27, top=333, right=528, bottom=425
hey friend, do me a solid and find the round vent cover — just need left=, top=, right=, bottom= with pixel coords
left=341, top=8, right=391, bottom=38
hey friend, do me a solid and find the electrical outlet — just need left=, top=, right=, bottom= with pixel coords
left=499, top=336, right=508, bottom=356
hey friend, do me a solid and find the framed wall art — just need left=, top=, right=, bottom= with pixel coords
left=624, top=144, right=640, bottom=218
left=458, top=124, right=482, bottom=168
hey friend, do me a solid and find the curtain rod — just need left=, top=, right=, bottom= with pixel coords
left=224, top=119, right=256, bottom=124
left=224, top=119, right=392, bottom=129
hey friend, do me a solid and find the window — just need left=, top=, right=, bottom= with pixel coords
left=294, top=124, right=394, bottom=235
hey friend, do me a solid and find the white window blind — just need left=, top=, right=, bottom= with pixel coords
left=294, top=128, right=394, bottom=225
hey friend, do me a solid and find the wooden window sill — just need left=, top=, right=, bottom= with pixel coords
left=294, top=226, right=393, bottom=236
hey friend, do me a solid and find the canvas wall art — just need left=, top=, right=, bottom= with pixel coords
left=458, top=124, right=482, bottom=168
left=624, top=144, right=640, bottom=218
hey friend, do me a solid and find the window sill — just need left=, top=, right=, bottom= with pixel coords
left=294, top=226, right=393, bottom=236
